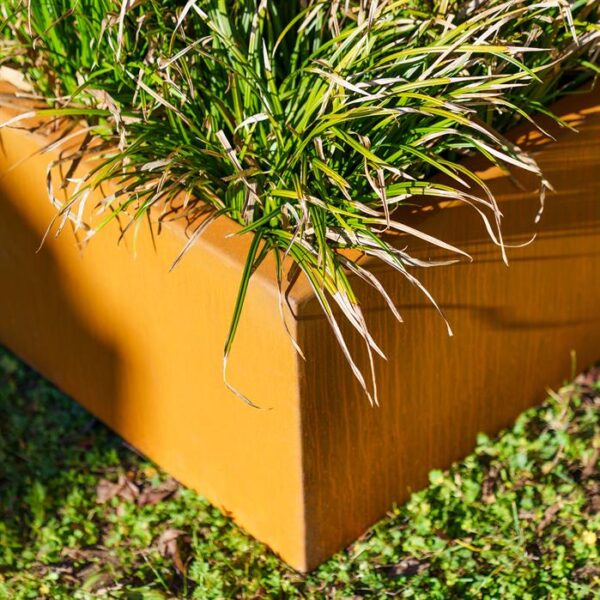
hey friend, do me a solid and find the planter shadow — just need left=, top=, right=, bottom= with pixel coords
left=0, top=194, right=120, bottom=560
left=0, top=179, right=122, bottom=425
left=0, top=344, right=121, bottom=555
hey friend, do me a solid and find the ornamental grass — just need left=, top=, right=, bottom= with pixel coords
left=1, top=1, right=598, bottom=403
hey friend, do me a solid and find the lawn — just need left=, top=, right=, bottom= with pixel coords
left=0, top=346, right=598, bottom=599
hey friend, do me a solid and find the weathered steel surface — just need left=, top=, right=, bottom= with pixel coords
left=0, top=88, right=598, bottom=570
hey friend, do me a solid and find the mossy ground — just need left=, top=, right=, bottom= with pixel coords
left=0, top=347, right=598, bottom=599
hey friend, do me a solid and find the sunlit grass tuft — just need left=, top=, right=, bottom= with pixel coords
left=1, top=1, right=598, bottom=402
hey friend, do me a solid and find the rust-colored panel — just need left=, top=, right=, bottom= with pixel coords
left=0, top=88, right=598, bottom=571
left=297, top=89, right=600, bottom=568
left=0, top=114, right=308, bottom=569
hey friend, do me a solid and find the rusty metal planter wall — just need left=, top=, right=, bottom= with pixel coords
left=0, top=89, right=599, bottom=571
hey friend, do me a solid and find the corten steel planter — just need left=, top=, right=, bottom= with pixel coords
left=0, top=88, right=599, bottom=571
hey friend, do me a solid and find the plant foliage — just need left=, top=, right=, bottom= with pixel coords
left=1, top=1, right=598, bottom=402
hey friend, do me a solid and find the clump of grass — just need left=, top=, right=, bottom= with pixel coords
left=1, top=1, right=598, bottom=402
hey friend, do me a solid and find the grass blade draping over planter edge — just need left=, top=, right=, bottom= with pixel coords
left=1, top=1, right=599, bottom=404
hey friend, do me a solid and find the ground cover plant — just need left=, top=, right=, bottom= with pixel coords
left=0, top=346, right=599, bottom=598
left=0, top=1, right=598, bottom=402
